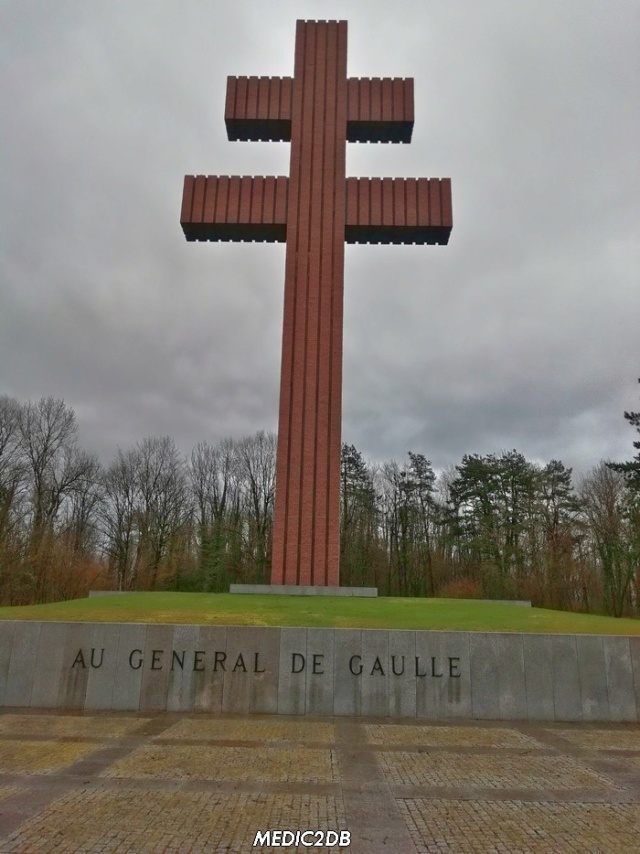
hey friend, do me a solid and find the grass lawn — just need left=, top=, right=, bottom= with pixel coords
left=0, top=592, right=637, bottom=634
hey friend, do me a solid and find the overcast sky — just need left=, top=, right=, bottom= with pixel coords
left=2, top=0, right=638, bottom=477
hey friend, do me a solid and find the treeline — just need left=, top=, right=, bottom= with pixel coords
left=0, top=395, right=638, bottom=616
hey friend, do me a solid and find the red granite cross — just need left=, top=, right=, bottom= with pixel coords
left=180, top=20, right=452, bottom=588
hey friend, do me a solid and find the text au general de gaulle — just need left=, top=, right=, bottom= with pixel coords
left=71, top=649, right=462, bottom=678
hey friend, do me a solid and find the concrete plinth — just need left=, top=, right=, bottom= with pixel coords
left=229, top=584, right=378, bottom=597
left=2, top=621, right=638, bottom=722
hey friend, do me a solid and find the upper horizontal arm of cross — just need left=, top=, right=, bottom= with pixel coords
left=225, top=76, right=292, bottom=141
left=347, top=77, right=414, bottom=142
left=224, top=75, right=414, bottom=143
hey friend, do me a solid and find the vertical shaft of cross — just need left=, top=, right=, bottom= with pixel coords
left=270, top=21, right=347, bottom=586
left=180, top=18, right=453, bottom=588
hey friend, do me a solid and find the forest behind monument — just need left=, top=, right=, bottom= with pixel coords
left=0, top=394, right=638, bottom=618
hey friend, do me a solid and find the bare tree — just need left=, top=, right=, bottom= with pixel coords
left=237, top=431, right=276, bottom=582
left=17, top=397, right=80, bottom=532
left=15, top=397, right=98, bottom=599
left=100, top=448, right=140, bottom=590
left=341, top=444, right=379, bottom=589
left=134, top=436, right=190, bottom=589
left=188, top=438, right=241, bottom=590
left=580, top=462, right=639, bottom=616
left=0, top=397, right=26, bottom=534
left=58, top=451, right=104, bottom=555
left=0, top=397, right=29, bottom=599
left=189, top=439, right=237, bottom=527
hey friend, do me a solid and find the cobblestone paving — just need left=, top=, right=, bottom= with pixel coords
left=0, top=714, right=150, bottom=739
left=102, top=744, right=339, bottom=783
left=1, top=791, right=347, bottom=853
left=399, top=800, right=640, bottom=853
left=549, top=728, right=640, bottom=751
left=366, top=724, right=544, bottom=748
left=0, top=740, right=100, bottom=775
left=379, top=751, right=619, bottom=790
left=0, top=712, right=637, bottom=853
left=158, top=718, right=336, bottom=743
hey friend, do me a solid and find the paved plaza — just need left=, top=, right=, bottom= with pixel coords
left=0, top=711, right=637, bottom=852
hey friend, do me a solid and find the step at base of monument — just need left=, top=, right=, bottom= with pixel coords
left=229, top=584, right=378, bottom=597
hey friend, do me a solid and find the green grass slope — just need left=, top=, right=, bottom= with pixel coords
left=0, top=593, right=638, bottom=634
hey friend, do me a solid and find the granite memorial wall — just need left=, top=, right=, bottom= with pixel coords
left=1, top=621, right=638, bottom=722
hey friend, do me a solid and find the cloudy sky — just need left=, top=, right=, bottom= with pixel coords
left=2, top=0, right=638, bottom=477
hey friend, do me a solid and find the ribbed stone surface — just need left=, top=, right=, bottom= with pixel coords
left=183, top=20, right=452, bottom=588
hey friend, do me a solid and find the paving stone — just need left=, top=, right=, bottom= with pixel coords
left=0, top=786, right=22, bottom=802
left=102, top=744, right=339, bottom=783
left=0, top=710, right=637, bottom=853
left=0, top=714, right=148, bottom=739
left=156, top=718, right=336, bottom=743
left=550, top=728, right=640, bottom=751
left=366, top=724, right=544, bottom=748
left=378, top=751, right=619, bottom=790
left=399, top=799, right=640, bottom=854
left=1, top=790, right=348, bottom=854
left=335, top=718, right=417, bottom=853
left=0, top=739, right=98, bottom=775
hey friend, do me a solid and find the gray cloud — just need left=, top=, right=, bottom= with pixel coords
left=1, top=0, right=638, bottom=477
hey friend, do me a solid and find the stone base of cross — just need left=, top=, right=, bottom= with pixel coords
left=181, top=20, right=452, bottom=587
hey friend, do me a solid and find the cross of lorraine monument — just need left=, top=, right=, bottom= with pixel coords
left=180, top=20, right=452, bottom=589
